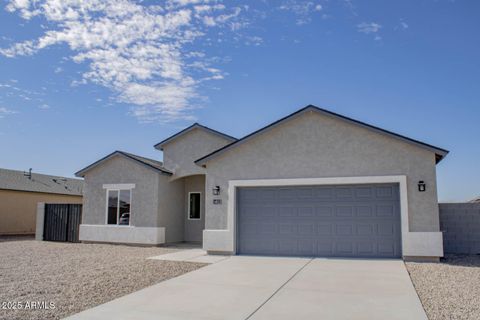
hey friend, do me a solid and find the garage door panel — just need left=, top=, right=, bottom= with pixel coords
left=279, top=223, right=297, bottom=235
left=297, top=188, right=314, bottom=198
left=316, top=206, right=334, bottom=217
left=376, top=186, right=398, bottom=200
left=315, top=187, right=335, bottom=199
left=335, top=206, right=354, bottom=217
left=378, top=223, right=395, bottom=236
left=356, top=205, right=374, bottom=217
left=376, top=204, right=395, bottom=217
left=278, top=207, right=296, bottom=217
left=355, top=187, right=373, bottom=198
left=259, top=223, right=276, bottom=234
left=317, top=224, right=333, bottom=235
left=356, top=224, right=374, bottom=236
left=336, top=241, right=354, bottom=255
left=378, top=241, right=396, bottom=256
left=237, top=184, right=401, bottom=258
left=298, top=240, right=316, bottom=254
left=298, top=223, right=315, bottom=235
left=357, top=241, right=375, bottom=255
left=240, top=223, right=257, bottom=235
left=278, top=188, right=297, bottom=199
left=298, top=207, right=314, bottom=217
left=336, top=224, right=353, bottom=236
left=317, top=240, right=334, bottom=255
left=335, top=187, right=354, bottom=199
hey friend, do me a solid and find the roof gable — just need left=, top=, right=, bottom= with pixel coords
left=75, top=151, right=172, bottom=177
left=195, top=105, right=449, bottom=166
left=154, top=123, right=236, bottom=150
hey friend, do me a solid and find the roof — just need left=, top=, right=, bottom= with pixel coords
left=0, top=168, right=83, bottom=196
left=154, top=123, right=237, bottom=150
left=195, top=105, right=449, bottom=166
left=75, top=151, right=172, bottom=177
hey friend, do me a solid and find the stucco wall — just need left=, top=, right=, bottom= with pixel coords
left=157, top=176, right=184, bottom=243
left=162, top=128, right=233, bottom=178
left=0, top=190, right=82, bottom=235
left=82, top=156, right=160, bottom=227
left=184, top=175, right=206, bottom=242
left=204, top=110, right=440, bottom=233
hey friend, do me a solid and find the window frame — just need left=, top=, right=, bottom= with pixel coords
left=187, top=192, right=201, bottom=220
left=105, top=188, right=133, bottom=226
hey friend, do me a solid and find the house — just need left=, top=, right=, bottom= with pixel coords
left=0, top=168, right=83, bottom=235
left=75, top=105, right=449, bottom=260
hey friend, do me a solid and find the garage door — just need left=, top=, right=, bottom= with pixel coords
left=237, top=184, right=401, bottom=258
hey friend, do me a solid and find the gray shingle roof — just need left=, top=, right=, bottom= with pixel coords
left=0, top=168, right=83, bottom=196
left=195, top=105, right=449, bottom=166
left=75, top=151, right=172, bottom=177
left=119, top=151, right=171, bottom=173
left=154, top=123, right=237, bottom=150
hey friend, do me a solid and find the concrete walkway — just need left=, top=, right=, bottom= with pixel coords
left=66, top=256, right=427, bottom=320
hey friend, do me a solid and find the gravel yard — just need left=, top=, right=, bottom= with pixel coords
left=0, top=238, right=205, bottom=320
left=406, top=255, right=480, bottom=320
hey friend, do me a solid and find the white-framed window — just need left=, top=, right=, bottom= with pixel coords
left=188, top=192, right=201, bottom=220
left=105, top=187, right=133, bottom=226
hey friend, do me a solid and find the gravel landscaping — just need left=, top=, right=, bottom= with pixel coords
left=406, top=255, right=480, bottom=320
left=0, top=238, right=205, bottom=320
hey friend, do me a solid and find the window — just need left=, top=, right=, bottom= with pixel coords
left=188, top=192, right=201, bottom=220
left=106, top=189, right=132, bottom=225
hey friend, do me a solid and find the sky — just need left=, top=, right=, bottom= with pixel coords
left=0, top=0, right=478, bottom=202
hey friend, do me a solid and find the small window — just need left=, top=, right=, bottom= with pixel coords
left=106, top=189, right=132, bottom=225
left=188, top=192, right=201, bottom=220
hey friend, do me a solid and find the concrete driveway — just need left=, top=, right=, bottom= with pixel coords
left=67, top=256, right=427, bottom=320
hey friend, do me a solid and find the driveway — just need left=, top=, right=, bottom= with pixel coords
left=67, top=256, right=427, bottom=320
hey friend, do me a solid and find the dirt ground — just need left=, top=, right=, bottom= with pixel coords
left=0, top=238, right=205, bottom=320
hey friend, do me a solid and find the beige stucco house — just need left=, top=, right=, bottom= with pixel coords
left=0, top=169, right=83, bottom=235
left=76, top=105, right=448, bottom=260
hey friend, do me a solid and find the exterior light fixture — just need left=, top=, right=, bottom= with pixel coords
left=418, top=181, right=426, bottom=192
left=213, top=186, right=221, bottom=195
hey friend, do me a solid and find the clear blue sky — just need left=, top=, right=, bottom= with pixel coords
left=0, top=0, right=478, bottom=202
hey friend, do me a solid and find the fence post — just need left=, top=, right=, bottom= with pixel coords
left=35, top=202, right=45, bottom=241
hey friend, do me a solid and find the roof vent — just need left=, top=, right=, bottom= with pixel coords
left=23, top=168, right=32, bottom=180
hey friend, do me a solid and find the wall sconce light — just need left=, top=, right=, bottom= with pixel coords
left=212, top=186, right=221, bottom=195
left=418, top=181, right=426, bottom=192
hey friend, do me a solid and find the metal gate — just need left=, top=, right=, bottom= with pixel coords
left=43, top=204, right=82, bottom=242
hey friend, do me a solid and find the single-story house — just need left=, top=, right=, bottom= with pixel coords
left=76, top=105, right=449, bottom=260
left=0, top=168, right=83, bottom=235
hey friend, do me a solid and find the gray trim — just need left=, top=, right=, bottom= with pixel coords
left=195, top=105, right=449, bottom=166
left=75, top=151, right=172, bottom=177
left=154, top=123, right=237, bottom=150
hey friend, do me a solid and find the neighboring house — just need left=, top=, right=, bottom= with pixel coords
left=0, top=169, right=83, bottom=235
left=76, top=105, right=449, bottom=260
